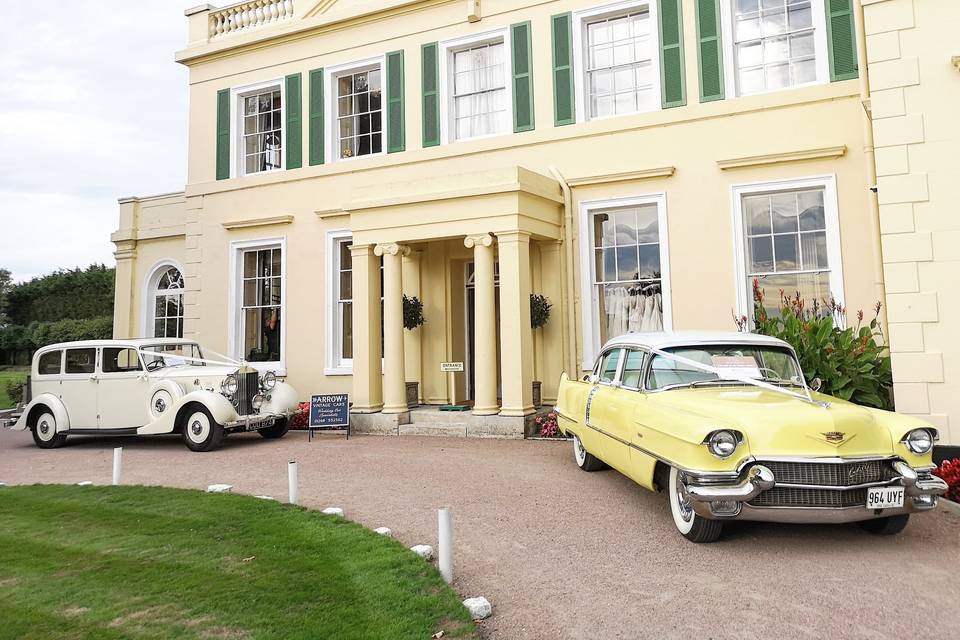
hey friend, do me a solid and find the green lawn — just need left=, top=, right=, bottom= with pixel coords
left=0, top=370, right=28, bottom=409
left=0, top=486, right=477, bottom=640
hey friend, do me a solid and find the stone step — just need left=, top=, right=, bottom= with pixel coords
left=399, top=423, right=468, bottom=437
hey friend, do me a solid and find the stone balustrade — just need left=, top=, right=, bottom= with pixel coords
left=208, top=0, right=294, bottom=39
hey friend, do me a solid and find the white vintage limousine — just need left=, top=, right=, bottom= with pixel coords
left=7, top=339, right=298, bottom=452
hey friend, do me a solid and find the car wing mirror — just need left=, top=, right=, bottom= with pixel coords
left=587, top=374, right=600, bottom=385
left=809, top=377, right=822, bottom=392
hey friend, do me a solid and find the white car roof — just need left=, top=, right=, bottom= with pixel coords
left=37, top=338, right=200, bottom=351
left=602, top=331, right=792, bottom=352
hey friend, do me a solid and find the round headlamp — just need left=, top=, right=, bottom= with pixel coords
left=707, top=430, right=739, bottom=459
left=221, top=374, right=239, bottom=396
left=261, top=371, right=277, bottom=391
left=251, top=394, right=265, bottom=411
left=904, top=428, right=934, bottom=455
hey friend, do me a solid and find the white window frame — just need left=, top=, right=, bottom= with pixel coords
left=325, top=55, right=387, bottom=164
left=325, top=229, right=354, bottom=375
left=438, top=28, right=513, bottom=144
left=578, top=193, right=673, bottom=369
left=231, top=78, right=285, bottom=178
left=140, top=260, right=185, bottom=339
left=730, top=174, right=844, bottom=320
left=227, top=236, right=287, bottom=374
left=719, top=0, right=830, bottom=98
left=572, top=0, right=662, bottom=124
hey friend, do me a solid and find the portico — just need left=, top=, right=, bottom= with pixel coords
left=345, top=167, right=565, bottom=426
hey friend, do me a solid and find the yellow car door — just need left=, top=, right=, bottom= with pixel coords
left=582, top=348, right=623, bottom=465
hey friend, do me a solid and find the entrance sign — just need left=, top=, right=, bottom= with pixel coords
left=439, top=362, right=469, bottom=411
left=308, top=393, right=351, bottom=440
left=441, top=362, right=465, bottom=372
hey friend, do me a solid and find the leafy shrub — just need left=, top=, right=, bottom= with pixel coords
left=534, top=411, right=561, bottom=438
left=4, top=377, right=25, bottom=405
left=735, top=280, right=892, bottom=410
left=402, top=295, right=424, bottom=330
left=530, top=294, right=552, bottom=329
left=934, top=458, right=960, bottom=504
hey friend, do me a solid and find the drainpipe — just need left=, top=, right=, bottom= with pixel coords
left=853, top=0, right=888, bottom=319
left=549, top=166, right=579, bottom=378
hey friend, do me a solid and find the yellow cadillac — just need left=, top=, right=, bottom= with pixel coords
left=555, top=332, right=947, bottom=543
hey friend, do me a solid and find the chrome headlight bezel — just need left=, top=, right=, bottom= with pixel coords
left=251, top=393, right=265, bottom=411
left=705, top=430, right=740, bottom=459
left=261, top=371, right=277, bottom=391
left=221, top=374, right=239, bottom=397
left=902, top=428, right=935, bottom=455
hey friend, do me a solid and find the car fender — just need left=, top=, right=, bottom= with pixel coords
left=261, top=381, right=298, bottom=416
left=12, top=394, right=70, bottom=433
left=145, top=380, right=185, bottom=421
left=137, top=389, right=238, bottom=435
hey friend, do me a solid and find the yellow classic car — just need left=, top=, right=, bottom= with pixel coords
left=556, top=331, right=947, bottom=543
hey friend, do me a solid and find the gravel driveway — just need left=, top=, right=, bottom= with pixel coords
left=2, top=428, right=959, bottom=638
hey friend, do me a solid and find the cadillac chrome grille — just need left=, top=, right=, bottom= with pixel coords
left=761, top=459, right=887, bottom=487
left=750, top=487, right=868, bottom=508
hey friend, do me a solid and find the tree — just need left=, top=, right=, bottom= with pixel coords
left=0, top=268, right=12, bottom=328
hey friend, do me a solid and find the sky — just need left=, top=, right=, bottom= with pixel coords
left=0, top=1, right=190, bottom=283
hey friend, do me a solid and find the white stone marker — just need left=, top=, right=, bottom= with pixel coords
left=322, top=507, right=344, bottom=517
left=0, top=482, right=6, bottom=487
left=410, top=544, right=434, bottom=560
left=112, top=447, right=123, bottom=485
left=206, top=484, right=233, bottom=493
left=76, top=481, right=93, bottom=487
left=288, top=461, right=299, bottom=505
left=463, top=597, right=492, bottom=620
left=373, top=527, right=392, bottom=537
left=438, top=507, right=453, bottom=584
left=255, top=495, right=276, bottom=501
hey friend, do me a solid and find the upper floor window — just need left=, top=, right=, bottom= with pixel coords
left=239, top=85, right=282, bottom=175
left=149, top=265, right=184, bottom=339
left=334, top=65, right=383, bottom=160
left=722, top=0, right=829, bottom=96
left=452, top=40, right=508, bottom=140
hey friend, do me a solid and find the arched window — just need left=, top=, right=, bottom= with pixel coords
left=150, top=266, right=184, bottom=338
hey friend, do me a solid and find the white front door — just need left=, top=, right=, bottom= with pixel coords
left=97, top=347, right=150, bottom=428
left=60, top=347, right=99, bottom=428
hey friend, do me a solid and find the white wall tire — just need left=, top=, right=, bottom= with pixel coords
left=31, top=411, right=66, bottom=449
left=668, top=467, right=723, bottom=543
left=181, top=407, right=224, bottom=452
left=572, top=434, right=604, bottom=472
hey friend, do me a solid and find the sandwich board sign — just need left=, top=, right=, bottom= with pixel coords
left=308, top=393, right=351, bottom=440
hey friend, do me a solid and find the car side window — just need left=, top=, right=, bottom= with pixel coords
left=102, top=348, right=143, bottom=374
left=37, top=350, right=62, bottom=375
left=596, top=349, right=622, bottom=384
left=621, top=349, right=646, bottom=389
left=64, top=348, right=96, bottom=374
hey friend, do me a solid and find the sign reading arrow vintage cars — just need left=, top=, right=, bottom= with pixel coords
left=555, top=331, right=947, bottom=543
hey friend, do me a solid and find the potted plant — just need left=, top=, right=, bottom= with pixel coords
left=403, top=295, right=424, bottom=407
left=530, top=294, right=552, bottom=408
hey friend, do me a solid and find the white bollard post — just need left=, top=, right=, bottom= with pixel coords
left=438, top=507, right=453, bottom=584
left=288, top=461, right=299, bottom=505
left=112, top=447, right=123, bottom=485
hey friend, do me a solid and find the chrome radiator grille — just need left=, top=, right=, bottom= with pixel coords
left=232, top=371, right=260, bottom=416
left=750, top=487, right=868, bottom=508
left=761, top=459, right=887, bottom=487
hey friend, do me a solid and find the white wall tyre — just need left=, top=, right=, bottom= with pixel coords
left=572, top=434, right=604, bottom=472
left=668, top=466, right=723, bottom=543
left=181, top=407, right=224, bottom=452
left=31, top=410, right=67, bottom=449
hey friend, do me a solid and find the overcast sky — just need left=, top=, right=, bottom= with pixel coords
left=0, top=1, right=189, bottom=283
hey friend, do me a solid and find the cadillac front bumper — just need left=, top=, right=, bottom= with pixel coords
left=682, top=459, right=948, bottom=523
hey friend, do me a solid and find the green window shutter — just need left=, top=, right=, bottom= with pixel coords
left=511, top=21, right=535, bottom=133
left=285, top=73, right=302, bottom=170
left=216, top=88, right=230, bottom=180
left=826, top=0, right=858, bottom=81
left=658, top=0, right=686, bottom=108
left=551, top=12, right=575, bottom=126
left=422, top=43, right=440, bottom=148
left=696, top=0, right=724, bottom=102
left=386, top=50, right=406, bottom=153
left=308, top=68, right=324, bottom=166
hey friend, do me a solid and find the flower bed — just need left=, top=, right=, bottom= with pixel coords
left=933, top=458, right=960, bottom=503
left=290, top=402, right=309, bottom=429
left=532, top=410, right=565, bottom=439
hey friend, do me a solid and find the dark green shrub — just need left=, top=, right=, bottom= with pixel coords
left=402, top=295, right=424, bottom=330
left=736, top=280, right=892, bottom=410
left=530, top=294, right=552, bottom=329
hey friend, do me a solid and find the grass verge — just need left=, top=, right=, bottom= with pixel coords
left=0, top=485, right=477, bottom=640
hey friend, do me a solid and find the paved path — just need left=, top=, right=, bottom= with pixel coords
left=2, top=428, right=959, bottom=639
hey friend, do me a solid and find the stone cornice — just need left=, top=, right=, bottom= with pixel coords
left=566, top=166, right=676, bottom=187
left=221, top=214, right=295, bottom=230
left=717, top=145, right=847, bottom=170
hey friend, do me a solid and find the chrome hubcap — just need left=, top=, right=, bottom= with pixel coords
left=191, top=421, right=203, bottom=436
left=154, top=398, right=166, bottom=413
left=675, top=476, right=693, bottom=522
left=39, top=421, right=50, bottom=435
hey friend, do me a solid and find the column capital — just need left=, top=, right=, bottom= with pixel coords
left=464, top=233, right=495, bottom=249
left=349, top=243, right=376, bottom=257
left=494, top=230, right=532, bottom=244
left=374, top=242, right=412, bottom=257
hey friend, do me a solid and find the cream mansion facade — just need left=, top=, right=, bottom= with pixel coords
left=111, top=0, right=960, bottom=443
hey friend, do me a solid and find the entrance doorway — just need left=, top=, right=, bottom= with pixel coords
left=464, top=261, right=501, bottom=402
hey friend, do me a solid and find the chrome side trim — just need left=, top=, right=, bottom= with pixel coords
left=554, top=408, right=578, bottom=424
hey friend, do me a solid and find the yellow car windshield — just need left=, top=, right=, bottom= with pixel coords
left=646, top=345, right=803, bottom=391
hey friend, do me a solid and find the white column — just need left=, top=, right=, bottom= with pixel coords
left=465, top=233, right=499, bottom=415
left=375, top=242, right=410, bottom=413
left=350, top=244, right=383, bottom=413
